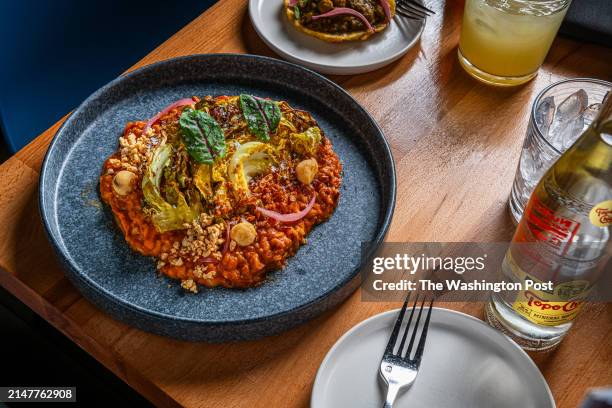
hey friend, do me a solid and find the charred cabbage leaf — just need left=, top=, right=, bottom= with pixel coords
left=179, top=108, right=226, bottom=164
left=289, top=126, right=321, bottom=156
left=192, top=163, right=213, bottom=199
left=228, top=141, right=276, bottom=195
left=239, top=94, right=281, bottom=142
left=142, top=144, right=200, bottom=232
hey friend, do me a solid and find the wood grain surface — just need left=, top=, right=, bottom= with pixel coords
left=1, top=1, right=611, bottom=407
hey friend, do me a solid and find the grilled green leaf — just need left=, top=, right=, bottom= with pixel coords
left=240, top=94, right=269, bottom=141
left=259, top=98, right=281, bottom=132
left=239, top=94, right=282, bottom=141
left=179, top=108, right=226, bottom=164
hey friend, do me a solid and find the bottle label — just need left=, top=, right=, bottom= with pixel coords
left=505, top=252, right=590, bottom=326
left=589, top=200, right=612, bottom=227
left=512, top=290, right=583, bottom=326
left=508, top=195, right=592, bottom=326
left=521, top=196, right=580, bottom=254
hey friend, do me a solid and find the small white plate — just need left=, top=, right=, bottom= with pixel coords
left=312, top=308, right=555, bottom=408
left=249, top=0, right=425, bottom=75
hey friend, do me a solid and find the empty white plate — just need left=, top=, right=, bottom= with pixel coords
left=249, top=0, right=425, bottom=75
left=311, top=308, right=555, bottom=408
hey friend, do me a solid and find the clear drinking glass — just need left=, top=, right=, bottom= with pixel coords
left=509, top=78, right=612, bottom=224
left=458, top=0, right=572, bottom=86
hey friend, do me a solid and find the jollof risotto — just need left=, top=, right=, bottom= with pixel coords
left=99, top=95, right=342, bottom=291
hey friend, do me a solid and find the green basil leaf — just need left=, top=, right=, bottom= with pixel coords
left=239, top=94, right=281, bottom=141
left=179, top=108, right=225, bottom=164
left=294, top=5, right=301, bottom=19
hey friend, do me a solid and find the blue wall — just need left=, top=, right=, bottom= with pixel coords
left=0, top=0, right=216, bottom=152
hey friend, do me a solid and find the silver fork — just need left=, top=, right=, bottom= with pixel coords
left=379, top=292, right=434, bottom=408
left=395, top=0, right=435, bottom=20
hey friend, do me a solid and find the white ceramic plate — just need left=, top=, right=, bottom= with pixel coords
left=249, top=0, right=426, bottom=75
left=312, top=308, right=555, bottom=408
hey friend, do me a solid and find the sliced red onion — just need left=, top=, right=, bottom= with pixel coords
left=256, top=193, right=316, bottom=223
left=288, top=0, right=298, bottom=6
left=312, top=7, right=374, bottom=33
left=142, top=98, right=194, bottom=136
left=197, top=257, right=218, bottom=264
left=378, top=0, right=391, bottom=22
left=223, top=222, right=232, bottom=254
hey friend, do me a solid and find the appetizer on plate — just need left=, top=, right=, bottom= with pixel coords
left=100, top=95, right=342, bottom=292
left=285, top=0, right=395, bottom=42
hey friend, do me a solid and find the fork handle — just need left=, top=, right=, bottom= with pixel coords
left=382, top=382, right=401, bottom=408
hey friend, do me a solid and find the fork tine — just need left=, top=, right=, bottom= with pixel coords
left=396, top=9, right=421, bottom=19
left=401, top=0, right=435, bottom=14
left=397, top=3, right=429, bottom=18
left=414, top=298, right=434, bottom=364
left=396, top=293, right=419, bottom=356
left=384, top=291, right=411, bottom=355
left=404, top=295, right=426, bottom=360
left=396, top=3, right=427, bottom=18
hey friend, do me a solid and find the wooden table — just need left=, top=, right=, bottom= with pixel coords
left=1, top=1, right=611, bottom=407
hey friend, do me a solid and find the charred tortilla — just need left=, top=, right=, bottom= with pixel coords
left=285, top=0, right=395, bottom=42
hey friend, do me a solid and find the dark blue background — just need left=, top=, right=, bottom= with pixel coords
left=0, top=0, right=216, bottom=152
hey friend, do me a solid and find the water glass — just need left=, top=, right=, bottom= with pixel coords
left=509, top=78, right=612, bottom=224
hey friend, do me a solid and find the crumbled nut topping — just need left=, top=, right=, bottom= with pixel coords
left=193, top=266, right=215, bottom=280
left=169, top=258, right=184, bottom=266
left=117, top=132, right=150, bottom=174
left=157, top=213, right=226, bottom=280
left=181, top=279, right=198, bottom=293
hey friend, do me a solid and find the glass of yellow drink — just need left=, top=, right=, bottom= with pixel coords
left=458, top=0, right=571, bottom=86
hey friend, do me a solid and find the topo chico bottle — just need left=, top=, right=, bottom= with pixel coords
left=486, top=94, right=612, bottom=351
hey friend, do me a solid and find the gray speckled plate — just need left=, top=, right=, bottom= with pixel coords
left=39, top=54, right=395, bottom=342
